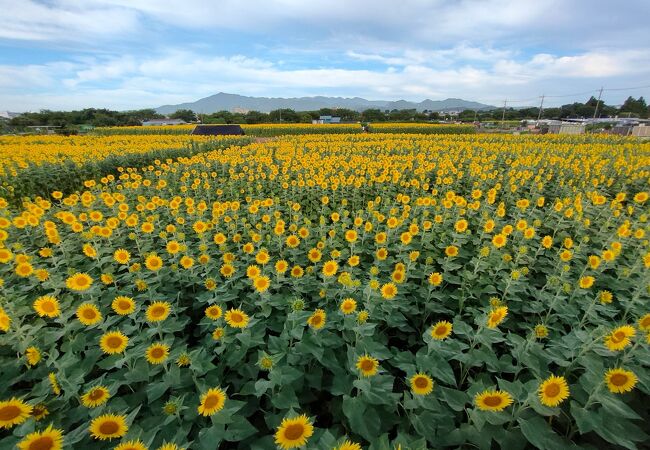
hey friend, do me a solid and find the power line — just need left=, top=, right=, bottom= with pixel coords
left=603, top=84, right=650, bottom=92
left=478, top=82, right=649, bottom=108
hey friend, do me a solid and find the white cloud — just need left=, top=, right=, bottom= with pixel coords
left=0, top=0, right=138, bottom=41
left=2, top=47, right=649, bottom=111
left=1, top=0, right=649, bottom=111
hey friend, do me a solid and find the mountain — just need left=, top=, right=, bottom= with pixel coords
left=155, top=93, right=495, bottom=114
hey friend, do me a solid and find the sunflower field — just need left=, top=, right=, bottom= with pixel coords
left=0, top=132, right=649, bottom=450
left=93, top=123, right=476, bottom=137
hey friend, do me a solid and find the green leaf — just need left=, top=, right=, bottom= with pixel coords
left=438, top=386, right=468, bottom=412
left=518, top=416, right=577, bottom=450
left=198, top=424, right=225, bottom=450
left=225, top=416, right=258, bottom=442
left=342, top=396, right=382, bottom=442
left=146, top=380, right=168, bottom=403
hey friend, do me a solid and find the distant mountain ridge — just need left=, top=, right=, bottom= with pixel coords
left=155, top=93, right=495, bottom=114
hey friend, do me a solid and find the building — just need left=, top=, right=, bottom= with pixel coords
left=312, top=115, right=341, bottom=124
left=0, top=111, right=21, bottom=119
left=632, top=124, right=650, bottom=137
left=610, top=125, right=633, bottom=136
left=191, top=125, right=244, bottom=136
left=25, top=125, right=61, bottom=135
left=547, top=123, right=585, bottom=135
left=142, top=119, right=187, bottom=126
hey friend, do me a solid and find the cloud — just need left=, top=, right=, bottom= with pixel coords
left=0, top=0, right=138, bottom=42
left=2, top=46, right=649, bottom=111
left=1, top=1, right=649, bottom=110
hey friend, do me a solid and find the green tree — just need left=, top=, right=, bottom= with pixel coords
left=169, top=109, right=196, bottom=122
left=244, top=111, right=268, bottom=124
left=619, top=96, right=648, bottom=118
left=361, top=109, right=386, bottom=122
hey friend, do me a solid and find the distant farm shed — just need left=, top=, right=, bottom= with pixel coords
left=192, top=125, right=245, bottom=136
left=142, top=119, right=186, bottom=126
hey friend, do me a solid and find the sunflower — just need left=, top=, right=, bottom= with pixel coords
left=212, top=327, right=225, bottom=341
left=604, top=325, right=635, bottom=351
left=633, top=191, right=648, bottom=203
left=66, top=273, right=93, bottom=291
left=82, top=243, right=97, bottom=258
left=81, top=386, right=110, bottom=408
left=33, top=295, right=60, bottom=318
left=16, top=424, right=63, bottom=450
left=114, top=440, right=147, bottom=450
left=445, top=245, right=459, bottom=257
left=89, top=413, right=128, bottom=440
left=76, top=303, right=102, bottom=325
left=275, top=260, right=288, bottom=274
left=487, top=306, right=508, bottom=328
left=146, top=343, right=170, bottom=364
left=428, top=272, right=443, bottom=286
left=99, top=331, right=129, bottom=355
left=205, top=305, right=223, bottom=320
left=380, top=282, right=397, bottom=300
left=430, top=321, right=453, bottom=340
left=274, top=414, right=314, bottom=449
left=0, top=398, right=32, bottom=428
left=176, top=353, right=191, bottom=367
left=492, top=234, right=507, bottom=248
left=225, top=308, right=249, bottom=328
left=166, top=240, right=181, bottom=255
left=145, top=254, right=163, bottom=271
left=474, top=390, right=514, bottom=411
left=246, top=265, right=261, bottom=279
left=15, top=262, right=34, bottom=277
left=111, top=296, right=136, bottom=315
left=538, top=375, right=570, bottom=407
left=356, top=355, right=379, bottom=377
left=599, top=290, right=613, bottom=304
left=178, top=255, right=193, bottom=269
left=308, top=248, right=322, bottom=263
left=579, top=276, right=595, bottom=289
left=410, top=373, right=434, bottom=395
left=157, top=443, right=182, bottom=450
left=391, top=270, right=405, bottom=284
left=25, top=346, right=41, bottom=366
left=534, top=324, right=549, bottom=339
left=307, top=309, right=326, bottom=330
left=340, top=298, right=357, bottom=315
left=286, top=235, right=300, bottom=248
left=322, top=260, right=338, bottom=277
left=253, top=275, right=271, bottom=293
left=357, top=310, right=369, bottom=324
left=605, top=368, right=637, bottom=393
left=336, top=440, right=362, bottom=450
left=49, top=373, right=60, bottom=395
left=113, top=248, right=131, bottom=264
left=220, top=264, right=235, bottom=277
left=146, top=301, right=171, bottom=322
left=31, top=404, right=49, bottom=420
left=197, top=387, right=227, bottom=416
left=0, top=307, right=11, bottom=332
left=638, top=313, right=650, bottom=332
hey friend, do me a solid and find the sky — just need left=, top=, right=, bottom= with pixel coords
left=1, top=0, right=649, bottom=112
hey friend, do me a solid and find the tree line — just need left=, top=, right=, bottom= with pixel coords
left=3, top=96, right=648, bottom=132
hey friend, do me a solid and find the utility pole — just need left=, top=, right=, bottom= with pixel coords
left=593, top=87, right=603, bottom=119
left=537, top=94, right=545, bottom=121
left=501, top=99, right=507, bottom=125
